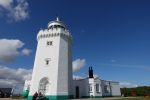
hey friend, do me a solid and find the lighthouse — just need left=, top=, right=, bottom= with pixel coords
left=28, top=17, right=73, bottom=100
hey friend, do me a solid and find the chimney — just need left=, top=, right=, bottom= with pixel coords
left=89, top=66, right=94, bottom=78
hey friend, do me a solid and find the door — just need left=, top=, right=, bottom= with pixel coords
left=75, top=86, right=79, bottom=98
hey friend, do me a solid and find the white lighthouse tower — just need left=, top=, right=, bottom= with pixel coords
left=28, top=17, right=73, bottom=100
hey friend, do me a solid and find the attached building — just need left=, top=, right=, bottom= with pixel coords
left=72, top=67, right=121, bottom=98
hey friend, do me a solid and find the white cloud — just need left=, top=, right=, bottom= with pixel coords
left=0, top=39, right=24, bottom=62
left=99, top=63, right=150, bottom=71
left=0, top=66, right=32, bottom=88
left=0, top=0, right=13, bottom=9
left=0, top=58, right=85, bottom=87
left=72, top=58, right=86, bottom=72
left=93, top=74, right=99, bottom=78
left=120, top=82, right=138, bottom=88
left=73, top=75, right=84, bottom=80
left=0, top=39, right=31, bottom=62
left=21, top=48, right=31, bottom=56
left=0, top=0, right=29, bottom=22
left=110, top=59, right=116, bottom=63
left=73, top=74, right=99, bottom=80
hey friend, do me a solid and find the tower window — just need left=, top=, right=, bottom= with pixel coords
left=46, top=60, right=49, bottom=65
left=47, top=41, right=53, bottom=46
left=45, top=58, right=51, bottom=66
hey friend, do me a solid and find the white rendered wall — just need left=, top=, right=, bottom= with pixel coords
left=93, top=78, right=102, bottom=97
left=101, top=80, right=111, bottom=96
left=110, top=82, right=121, bottom=96
left=23, top=80, right=31, bottom=91
left=56, top=33, right=72, bottom=95
left=88, top=78, right=95, bottom=97
left=29, top=31, right=60, bottom=95
left=29, top=26, right=72, bottom=96
left=101, top=80, right=121, bottom=97
left=72, top=78, right=89, bottom=98
left=72, top=78, right=102, bottom=98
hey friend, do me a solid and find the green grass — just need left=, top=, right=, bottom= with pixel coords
left=113, top=97, right=150, bottom=100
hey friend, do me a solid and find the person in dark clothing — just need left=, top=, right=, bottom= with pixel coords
left=32, top=92, right=38, bottom=100
left=37, top=92, right=43, bottom=99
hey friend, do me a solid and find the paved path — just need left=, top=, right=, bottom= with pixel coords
left=71, top=97, right=136, bottom=100
left=0, top=97, right=136, bottom=100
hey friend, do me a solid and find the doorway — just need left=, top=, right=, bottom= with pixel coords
left=75, top=86, right=79, bottom=98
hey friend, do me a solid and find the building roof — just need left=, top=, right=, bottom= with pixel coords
left=47, top=17, right=66, bottom=29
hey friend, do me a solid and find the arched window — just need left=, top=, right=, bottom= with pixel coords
left=38, top=77, right=49, bottom=95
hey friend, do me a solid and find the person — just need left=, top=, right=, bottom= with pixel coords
left=38, top=92, right=42, bottom=98
left=33, top=92, right=38, bottom=100
left=36, top=92, right=47, bottom=100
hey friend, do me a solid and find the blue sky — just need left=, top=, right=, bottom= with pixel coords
left=0, top=0, right=150, bottom=87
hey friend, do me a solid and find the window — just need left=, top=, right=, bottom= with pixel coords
left=45, top=58, right=51, bottom=66
left=104, top=85, right=109, bottom=93
left=89, top=84, right=92, bottom=92
left=38, top=77, right=49, bottom=95
left=47, top=41, right=53, bottom=46
left=46, top=60, right=49, bottom=65
left=96, top=84, right=100, bottom=92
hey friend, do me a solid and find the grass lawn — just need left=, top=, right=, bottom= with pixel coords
left=112, top=97, right=150, bottom=100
